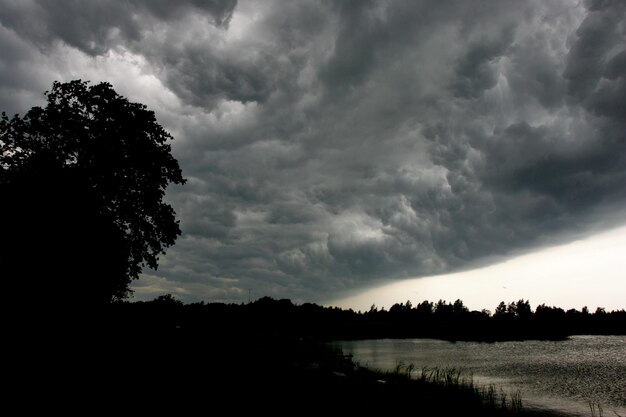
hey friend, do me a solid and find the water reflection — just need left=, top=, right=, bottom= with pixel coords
left=335, top=336, right=626, bottom=417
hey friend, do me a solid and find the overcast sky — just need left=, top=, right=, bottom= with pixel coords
left=1, top=0, right=625, bottom=306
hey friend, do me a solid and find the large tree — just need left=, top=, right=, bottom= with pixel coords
left=0, top=80, right=185, bottom=307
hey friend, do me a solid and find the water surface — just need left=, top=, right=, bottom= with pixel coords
left=334, top=335, right=626, bottom=416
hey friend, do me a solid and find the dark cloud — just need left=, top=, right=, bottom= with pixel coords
left=505, top=36, right=567, bottom=109
left=319, top=1, right=389, bottom=90
left=452, top=26, right=516, bottom=98
left=1, top=0, right=626, bottom=304
left=563, top=0, right=626, bottom=105
left=0, top=0, right=245, bottom=108
left=153, top=41, right=277, bottom=108
left=0, top=0, right=236, bottom=54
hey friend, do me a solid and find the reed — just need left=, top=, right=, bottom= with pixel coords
left=588, top=400, right=604, bottom=417
left=393, top=365, right=526, bottom=413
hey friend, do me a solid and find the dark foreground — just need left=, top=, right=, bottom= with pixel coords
left=9, top=294, right=619, bottom=414
left=8, top=324, right=573, bottom=416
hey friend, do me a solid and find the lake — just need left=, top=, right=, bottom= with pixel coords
left=334, top=336, right=626, bottom=416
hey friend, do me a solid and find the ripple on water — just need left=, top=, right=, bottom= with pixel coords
left=337, top=335, right=626, bottom=416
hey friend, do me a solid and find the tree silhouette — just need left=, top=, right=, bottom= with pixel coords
left=0, top=80, right=185, bottom=309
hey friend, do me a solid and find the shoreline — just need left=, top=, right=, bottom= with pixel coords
left=9, top=327, right=613, bottom=416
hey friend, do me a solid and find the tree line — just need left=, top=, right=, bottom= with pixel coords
left=108, top=295, right=625, bottom=342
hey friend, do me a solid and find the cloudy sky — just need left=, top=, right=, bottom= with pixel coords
left=1, top=0, right=625, bottom=308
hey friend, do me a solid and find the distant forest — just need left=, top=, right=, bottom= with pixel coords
left=108, top=296, right=625, bottom=342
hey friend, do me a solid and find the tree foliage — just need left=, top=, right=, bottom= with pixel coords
left=109, top=296, right=626, bottom=342
left=0, top=80, right=185, bottom=306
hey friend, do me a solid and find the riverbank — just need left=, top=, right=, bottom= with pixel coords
left=71, top=331, right=591, bottom=414
left=112, top=332, right=575, bottom=415
left=7, top=323, right=585, bottom=415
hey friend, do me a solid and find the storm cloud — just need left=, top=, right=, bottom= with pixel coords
left=1, top=0, right=625, bottom=303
